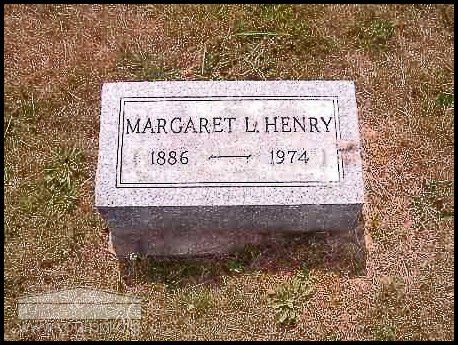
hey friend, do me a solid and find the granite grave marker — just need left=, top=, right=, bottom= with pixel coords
left=95, top=81, right=364, bottom=257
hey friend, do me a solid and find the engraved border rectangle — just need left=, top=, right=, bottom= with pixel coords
left=115, top=96, right=343, bottom=188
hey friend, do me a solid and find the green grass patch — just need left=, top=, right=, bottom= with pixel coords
left=370, top=322, right=396, bottom=341
left=116, top=51, right=180, bottom=81
left=352, top=18, right=395, bottom=52
left=4, top=96, right=39, bottom=139
left=4, top=94, right=65, bottom=153
left=226, top=258, right=245, bottom=273
left=233, top=5, right=294, bottom=35
left=259, top=4, right=294, bottom=23
left=125, top=244, right=264, bottom=287
left=19, top=146, right=86, bottom=218
left=125, top=255, right=229, bottom=288
left=176, top=285, right=214, bottom=314
left=434, top=92, right=454, bottom=107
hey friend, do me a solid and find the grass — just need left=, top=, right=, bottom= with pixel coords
left=18, top=146, right=85, bottom=219
left=4, top=4, right=454, bottom=341
left=411, top=179, right=454, bottom=229
left=270, top=265, right=314, bottom=325
left=115, top=51, right=181, bottom=81
left=353, top=18, right=395, bottom=52
left=435, top=91, right=454, bottom=107
left=176, top=285, right=214, bottom=314
left=370, top=322, right=396, bottom=341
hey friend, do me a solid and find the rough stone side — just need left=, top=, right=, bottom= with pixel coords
left=102, top=204, right=362, bottom=257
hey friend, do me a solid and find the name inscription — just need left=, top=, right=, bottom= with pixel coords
left=116, top=97, right=342, bottom=188
left=125, top=115, right=333, bottom=134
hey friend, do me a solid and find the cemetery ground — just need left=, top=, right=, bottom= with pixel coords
left=4, top=4, right=454, bottom=340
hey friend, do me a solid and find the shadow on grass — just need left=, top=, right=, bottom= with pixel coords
left=118, top=221, right=367, bottom=289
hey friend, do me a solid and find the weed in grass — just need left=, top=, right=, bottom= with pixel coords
left=288, top=20, right=309, bottom=38
left=43, top=147, right=85, bottom=215
left=233, top=5, right=337, bottom=59
left=20, top=146, right=85, bottom=218
left=44, top=146, right=85, bottom=191
left=434, top=92, right=454, bottom=108
left=116, top=51, right=151, bottom=78
left=46, top=183, right=78, bottom=217
left=177, top=285, right=214, bottom=314
left=259, top=4, right=324, bottom=39
left=271, top=273, right=314, bottom=325
left=418, top=90, right=454, bottom=149
left=233, top=5, right=292, bottom=35
left=353, top=18, right=395, bottom=52
left=226, top=259, right=245, bottom=273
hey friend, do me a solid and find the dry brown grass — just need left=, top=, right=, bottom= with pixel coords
left=4, top=4, right=454, bottom=340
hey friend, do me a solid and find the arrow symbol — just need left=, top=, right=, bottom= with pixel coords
left=208, top=154, right=252, bottom=161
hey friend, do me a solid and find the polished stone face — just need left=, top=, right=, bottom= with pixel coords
left=95, top=81, right=364, bottom=256
left=96, top=80, right=362, bottom=207
left=118, top=96, right=341, bottom=187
